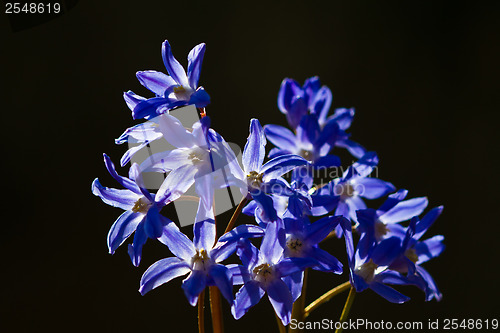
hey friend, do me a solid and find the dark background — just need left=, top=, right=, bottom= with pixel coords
left=1, top=1, right=499, bottom=332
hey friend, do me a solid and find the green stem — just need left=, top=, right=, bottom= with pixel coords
left=303, top=281, right=351, bottom=318
left=224, top=196, right=249, bottom=234
left=209, top=286, right=224, bottom=333
left=198, top=290, right=205, bottom=333
left=289, top=269, right=309, bottom=332
left=335, top=287, right=356, bottom=333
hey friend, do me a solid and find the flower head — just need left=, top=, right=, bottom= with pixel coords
left=126, top=40, right=210, bottom=120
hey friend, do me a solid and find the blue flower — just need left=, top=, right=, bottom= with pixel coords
left=345, top=234, right=413, bottom=304
left=387, top=206, right=445, bottom=301
left=229, top=219, right=315, bottom=325
left=230, top=119, right=309, bottom=222
left=276, top=77, right=366, bottom=158
left=314, top=152, right=395, bottom=237
left=264, top=113, right=341, bottom=168
left=139, top=219, right=259, bottom=306
left=125, top=40, right=210, bottom=120
left=282, top=215, right=352, bottom=301
left=356, top=189, right=429, bottom=259
left=277, top=77, right=332, bottom=130
left=139, top=115, right=239, bottom=219
left=91, top=154, right=176, bottom=266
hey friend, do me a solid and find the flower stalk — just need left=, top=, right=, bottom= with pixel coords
left=304, top=281, right=351, bottom=318
left=335, top=286, right=356, bottom=333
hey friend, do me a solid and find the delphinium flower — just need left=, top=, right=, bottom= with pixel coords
left=229, top=218, right=316, bottom=325
left=125, top=40, right=210, bottom=120
left=139, top=217, right=260, bottom=306
left=386, top=206, right=445, bottom=301
left=92, top=155, right=187, bottom=266
left=229, top=118, right=310, bottom=222
left=355, top=189, right=429, bottom=258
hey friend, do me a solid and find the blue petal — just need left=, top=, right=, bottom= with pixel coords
left=103, top=154, right=141, bottom=194
left=274, top=257, right=315, bottom=277
left=312, top=86, right=333, bottom=126
left=415, top=266, right=442, bottom=301
left=261, top=155, right=309, bottom=182
left=260, top=218, right=286, bottom=264
left=313, top=155, right=341, bottom=168
left=139, top=257, right=191, bottom=295
left=369, top=281, right=410, bottom=303
left=92, top=178, right=138, bottom=211
left=155, top=164, right=197, bottom=205
left=193, top=218, right=216, bottom=251
left=187, top=43, right=206, bottom=89
left=242, top=119, right=266, bottom=173
left=371, top=237, right=402, bottom=266
left=267, top=279, right=294, bottom=326
left=226, top=264, right=251, bottom=285
left=283, top=271, right=304, bottom=302
left=415, top=235, right=445, bottom=264
left=309, top=247, right=343, bottom=273
left=379, top=197, right=428, bottom=224
left=132, top=97, right=170, bottom=120
left=189, top=88, right=211, bottom=108
left=304, top=215, right=342, bottom=245
left=236, top=239, right=261, bottom=269
left=136, top=70, right=176, bottom=96
left=352, top=151, right=379, bottom=178
left=128, top=221, right=148, bottom=267
left=296, top=114, right=320, bottom=146
left=378, top=189, right=408, bottom=212
left=128, top=163, right=154, bottom=203
left=182, top=270, right=207, bottom=306
left=218, top=225, right=265, bottom=243
left=315, top=117, right=339, bottom=150
left=161, top=40, right=189, bottom=86
left=251, top=191, right=278, bottom=222
left=415, top=206, right=444, bottom=240
left=277, top=78, right=300, bottom=114
left=336, top=139, right=366, bottom=159
left=231, top=280, right=265, bottom=319
left=159, top=221, right=196, bottom=261
left=264, top=124, right=298, bottom=151
left=123, top=90, right=146, bottom=112
left=144, top=206, right=169, bottom=239
left=375, top=270, right=410, bottom=286
left=287, top=98, right=308, bottom=131
left=327, top=108, right=355, bottom=131
left=209, top=264, right=234, bottom=304
left=107, top=210, right=144, bottom=254
left=210, top=241, right=238, bottom=263
left=356, top=178, right=396, bottom=200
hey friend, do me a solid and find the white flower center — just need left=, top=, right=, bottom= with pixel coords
left=131, top=197, right=152, bottom=214
left=354, top=260, right=378, bottom=283
left=285, top=236, right=307, bottom=257
left=253, top=263, right=276, bottom=287
left=335, top=182, right=356, bottom=201
left=246, top=171, right=264, bottom=190
left=191, top=248, right=213, bottom=272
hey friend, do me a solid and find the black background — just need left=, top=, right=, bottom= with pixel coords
left=1, top=1, right=499, bottom=332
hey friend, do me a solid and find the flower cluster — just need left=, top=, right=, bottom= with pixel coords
left=92, top=40, right=445, bottom=328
